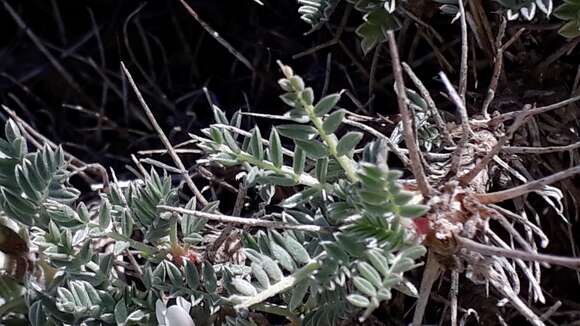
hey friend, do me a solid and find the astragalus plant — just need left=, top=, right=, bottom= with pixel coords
left=192, top=61, right=429, bottom=323
left=0, top=62, right=428, bottom=325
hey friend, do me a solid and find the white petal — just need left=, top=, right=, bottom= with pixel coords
left=166, top=306, right=195, bottom=326
left=521, top=3, right=536, bottom=21
left=176, top=297, right=192, bottom=312
left=156, top=299, right=167, bottom=326
left=384, top=0, right=396, bottom=13
left=535, top=0, right=552, bottom=16
left=507, top=9, right=519, bottom=21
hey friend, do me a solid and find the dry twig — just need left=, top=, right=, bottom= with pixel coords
left=179, top=0, right=254, bottom=72
left=476, top=165, right=580, bottom=204
left=121, top=62, right=209, bottom=206
left=387, top=31, right=431, bottom=197
left=158, top=205, right=331, bottom=233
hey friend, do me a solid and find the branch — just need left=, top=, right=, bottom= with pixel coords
left=439, top=72, right=471, bottom=178
left=158, top=205, right=332, bottom=233
left=121, top=62, right=209, bottom=207
left=387, top=31, right=431, bottom=198
left=475, top=165, right=580, bottom=204
left=402, top=62, right=454, bottom=145
left=490, top=94, right=580, bottom=125
left=481, top=18, right=507, bottom=118
left=457, top=0, right=468, bottom=101
left=412, top=252, right=441, bottom=326
left=502, top=141, right=580, bottom=154
left=458, top=111, right=528, bottom=185
left=456, top=235, right=580, bottom=269
left=178, top=0, right=254, bottom=72
left=234, top=259, right=321, bottom=309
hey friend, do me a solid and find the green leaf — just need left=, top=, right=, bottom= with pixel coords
left=277, top=124, right=318, bottom=140
left=289, top=280, right=309, bottom=311
left=223, top=129, right=240, bottom=153
left=322, top=110, right=345, bottom=135
left=269, top=128, right=283, bottom=168
left=251, top=262, right=270, bottom=289
left=295, top=139, right=327, bottom=159
left=315, top=158, right=328, bottom=183
left=271, top=242, right=297, bottom=272
left=185, top=260, right=200, bottom=289
left=390, top=257, right=416, bottom=274
left=293, top=146, right=305, bottom=175
left=279, top=187, right=321, bottom=208
left=398, top=204, right=429, bottom=218
left=260, top=256, right=283, bottom=283
left=258, top=174, right=297, bottom=186
left=249, top=127, right=264, bottom=160
left=29, top=301, right=46, bottom=326
left=203, top=263, right=217, bottom=293
left=281, top=234, right=310, bottom=264
left=5, top=119, right=22, bottom=143
left=289, top=76, right=305, bottom=91
left=314, top=93, right=341, bottom=116
left=114, top=299, right=128, bottom=325
left=559, top=20, right=580, bottom=38
left=336, top=132, right=363, bottom=156
left=366, top=249, right=389, bottom=277
left=212, top=105, right=229, bottom=124
left=347, top=294, right=370, bottom=308
left=392, top=191, right=414, bottom=205
left=99, top=199, right=111, bottom=230
left=232, top=278, right=258, bottom=296
left=302, top=87, right=315, bottom=105
left=210, top=126, right=224, bottom=144
left=554, top=2, right=580, bottom=20
left=353, top=276, right=377, bottom=297
left=357, top=262, right=382, bottom=288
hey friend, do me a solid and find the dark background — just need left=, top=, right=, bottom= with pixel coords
left=1, top=0, right=580, bottom=324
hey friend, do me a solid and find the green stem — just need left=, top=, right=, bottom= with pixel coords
left=236, top=152, right=319, bottom=187
left=106, top=232, right=158, bottom=256
left=169, top=216, right=178, bottom=246
left=235, top=259, right=321, bottom=309
left=304, top=104, right=359, bottom=183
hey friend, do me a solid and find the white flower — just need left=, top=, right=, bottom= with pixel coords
left=506, top=0, right=553, bottom=21
left=156, top=297, right=195, bottom=326
left=535, top=0, right=553, bottom=16
left=384, top=0, right=396, bottom=14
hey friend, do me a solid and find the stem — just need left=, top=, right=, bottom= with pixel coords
left=169, top=216, right=178, bottom=246
left=121, top=62, right=208, bottom=207
left=159, top=205, right=332, bottom=233
left=236, top=152, right=319, bottom=187
left=456, top=236, right=580, bottom=269
left=306, top=107, right=359, bottom=183
left=235, top=259, right=321, bottom=309
left=476, top=165, right=580, bottom=204
left=387, top=31, right=431, bottom=198
left=106, top=232, right=159, bottom=256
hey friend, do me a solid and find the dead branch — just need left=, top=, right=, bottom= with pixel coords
left=158, top=205, right=332, bottom=233
left=412, top=252, right=441, bottom=326
left=476, top=165, right=580, bottom=204
left=402, top=62, right=454, bottom=145
left=387, top=31, right=432, bottom=198
left=121, top=62, right=209, bottom=206
left=502, top=141, right=580, bottom=154
left=178, top=0, right=254, bottom=72
left=456, top=235, right=580, bottom=269
left=459, top=111, right=528, bottom=185
left=457, top=0, right=468, bottom=102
